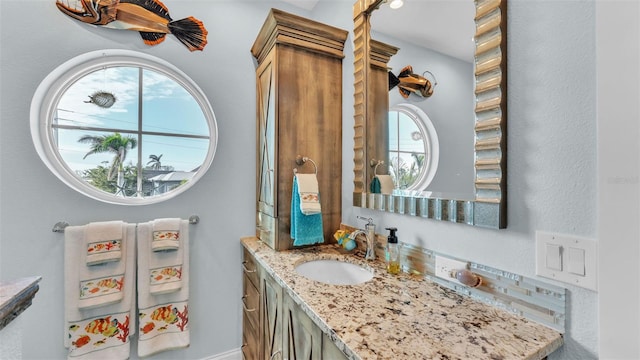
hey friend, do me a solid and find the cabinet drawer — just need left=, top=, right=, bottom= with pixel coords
left=243, top=274, right=259, bottom=329
left=242, top=247, right=259, bottom=288
left=242, top=313, right=259, bottom=360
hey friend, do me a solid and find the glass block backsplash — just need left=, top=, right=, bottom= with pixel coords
left=341, top=225, right=567, bottom=333
left=400, top=242, right=566, bottom=333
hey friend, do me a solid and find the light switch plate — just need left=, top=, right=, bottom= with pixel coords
left=545, top=243, right=563, bottom=271
left=535, top=231, right=597, bottom=291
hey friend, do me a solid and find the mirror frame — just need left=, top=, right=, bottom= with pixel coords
left=352, top=0, right=507, bottom=228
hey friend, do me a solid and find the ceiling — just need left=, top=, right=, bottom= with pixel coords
left=280, top=0, right=475, bottom=62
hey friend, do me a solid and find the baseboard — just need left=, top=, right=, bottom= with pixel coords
left=201, top=348, right=241, bottom=360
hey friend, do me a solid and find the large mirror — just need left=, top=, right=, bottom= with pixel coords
left=353, top=0, right=507, bottom=228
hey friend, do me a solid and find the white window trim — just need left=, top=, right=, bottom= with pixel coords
left=389, top=103, right=439, bottom=192
left=30, top=49, right=218, bottom=205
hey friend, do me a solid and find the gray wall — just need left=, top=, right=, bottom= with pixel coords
left=1, top=0, right=638, bottom=359
left=0, top=1, right=296, bottom=358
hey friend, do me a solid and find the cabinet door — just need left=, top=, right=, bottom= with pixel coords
left=262, top=272, right=283, bottom=360
left=321, top=333, right=348, bottom=360
left=284, top=295, right=322, bottom=360
left=256, top=52, right=277, bottom=218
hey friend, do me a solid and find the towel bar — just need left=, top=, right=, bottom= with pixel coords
left=52, top=215, right=200, bottom=233
left=294, top=155, right=318, bottom=175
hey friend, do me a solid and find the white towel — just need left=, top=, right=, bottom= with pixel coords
left=76, top=222, right=127, bottom=309
left=295, top=173, right=322, bottom=215
left=151, top=218, right=181, bottom=251
left=64, top=223, right=136, bottom=360
left=375, top=175, right=395, bottom=195
left=137, top=220, right=190, bottom=357
left=85, top=221, right=123, bottom=266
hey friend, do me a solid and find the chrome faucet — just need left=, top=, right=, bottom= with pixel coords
left=351, top=216, right=376, bottom=260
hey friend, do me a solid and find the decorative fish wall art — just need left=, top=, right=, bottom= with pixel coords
left=55, top=0, right=208, bottom=51
left=389, top=65, right=437, bottom=99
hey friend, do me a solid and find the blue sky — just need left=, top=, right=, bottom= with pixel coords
left=55, top=66, right=211, bottom=174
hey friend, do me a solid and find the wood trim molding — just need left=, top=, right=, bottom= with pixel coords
left=251, top=8, right=349, bottom=63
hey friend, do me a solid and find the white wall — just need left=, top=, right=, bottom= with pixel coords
left=597, top=1, right=640, bottom=359
left=1, top=0, right=635, bottom=359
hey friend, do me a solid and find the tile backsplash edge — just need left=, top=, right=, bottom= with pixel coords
left=340, top=224, right=566, bottom=333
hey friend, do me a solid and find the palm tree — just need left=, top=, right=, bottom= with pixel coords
left=147, top=154, right=163, bottom=170
left=78, top=133, right=138, bottom=195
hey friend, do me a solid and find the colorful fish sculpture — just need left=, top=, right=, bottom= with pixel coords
left=55, top=0, right=208, bottom=51
left=388, top=65, right=436, bottom=99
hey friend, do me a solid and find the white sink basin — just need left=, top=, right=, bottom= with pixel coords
left=295, top=259, right=373, bottom=285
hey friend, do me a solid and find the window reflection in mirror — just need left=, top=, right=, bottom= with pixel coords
left=369, top=1, right=476, bottom=200
left=387, top=104, right=439, bottom=192
left=31, top=50, right=217, bottom=205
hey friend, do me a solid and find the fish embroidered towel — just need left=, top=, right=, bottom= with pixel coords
left=144, top=219, right=185, bottom=295
left=294, top=173, right=322, bottom=215
left=151, top=218, right=181, bottom=251
left=76, top=221, right=128, bottom=310
left=85, top=221, right=123, bottom=266
left=64, top=223, right=136, bottom=360
left=290, top=175, right=324, bottom=246
left=137, top=220, right=190, bottom=357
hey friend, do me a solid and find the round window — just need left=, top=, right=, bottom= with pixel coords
left=30, top=50, right=218, bottom=205
left=387, top=103, right=439, bottom=191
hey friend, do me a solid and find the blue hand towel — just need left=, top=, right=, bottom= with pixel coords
left=370, top=175, right=394, bottom=195
left=290, top=176, right=324, bottom=246
left=370, top=177, right=381, bottom=194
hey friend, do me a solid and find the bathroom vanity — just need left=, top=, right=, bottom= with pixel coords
left=242, top=240, right=347, bottom=359
left=241, top=237, right=563, bottom=359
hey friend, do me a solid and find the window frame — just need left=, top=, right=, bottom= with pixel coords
left=388, top=103, right=439, bottom=192
left=30, top=49, right=218, bottom=205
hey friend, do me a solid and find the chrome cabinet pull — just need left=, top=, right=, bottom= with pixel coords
left=242, top=295, right=256, bottom=312
left=242, top=261, right=256, bottom=274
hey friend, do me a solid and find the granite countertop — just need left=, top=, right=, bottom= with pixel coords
left=241, top=237, right=563, bottom=360
left=0, top=276, right=42, bottom=330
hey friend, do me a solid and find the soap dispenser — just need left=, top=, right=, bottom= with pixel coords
left=385, top=227, right=400, bottom=274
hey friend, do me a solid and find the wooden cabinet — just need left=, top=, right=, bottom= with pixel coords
left=241, top=242, right=348, bottom=360
left=251, top=9, right=348, bottom=250
left=321, top=332, right=347, bottom=360
left=283, top=295, right=322, bottom=360
left=261, top=271, right=284, bottom=360
left=242, top=247, right=260, bottom=359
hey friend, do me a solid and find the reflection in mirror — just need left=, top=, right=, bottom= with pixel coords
left=372, top=1, right=476, bottom=199
left=381, top=103, right=439, bottom=193
left=31, top=50, right=218, bottom=205
left=353, top=0, right=507, bottom=228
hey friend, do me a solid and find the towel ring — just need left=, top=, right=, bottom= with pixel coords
left=370, top=159, right=385, bottom=175
left=294, top=155, right=318, bottom=175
